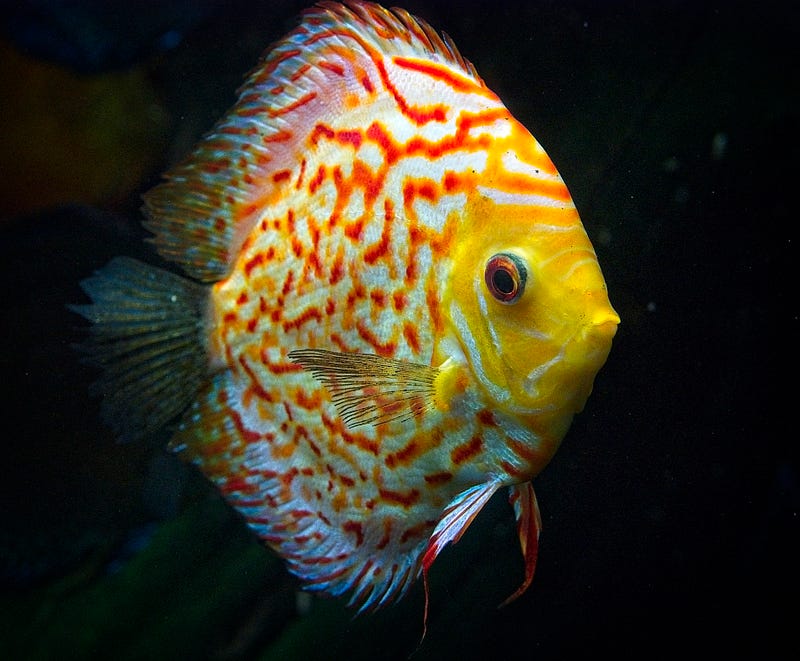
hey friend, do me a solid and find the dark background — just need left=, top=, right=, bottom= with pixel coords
left=0, top=1, right=792, bottom=659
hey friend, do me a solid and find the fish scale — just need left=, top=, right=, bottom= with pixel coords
left=72, top=1, right=619, bottom=629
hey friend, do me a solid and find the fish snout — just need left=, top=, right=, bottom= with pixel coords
left=588, top=308, right=620, bottom=342
left=576, top=301, right=619, bottom=365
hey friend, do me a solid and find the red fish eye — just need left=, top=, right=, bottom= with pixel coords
left=484, top=253, right=527, bottom=304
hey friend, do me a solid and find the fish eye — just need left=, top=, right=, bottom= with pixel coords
left=484, top=253, right=527, bottom=304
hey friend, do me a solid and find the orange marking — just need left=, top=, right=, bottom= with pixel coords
left=291, top=236, right=304, bottom=257
left=451, top=435, right=483, bottom=465
left=329, top=253, right=345, bottom=285
left=253, top=47, right=301, bottom=82
left=361, top=74, right=374, bottom=94
left=318, top=60, right=345, bottom=76
left=370, top=290, right=386, bottom=307
left=272, top=441, right=295, bottom=460
left=379, top=487, right=420, bottom=508
left=393, top=56, right=479, bottom=92
left=290, top=63, right=311, bottom=82
left=431, top=213, right=457, bottom=258
left=425, top=280, right=444, bottom=335
left=237, top=104, right=266, bottom=118
left=282, top=307, right=323, bottom=332
left=400, top=519, right=435, bottom=544
left=239, top=356, right=274, bottom=404
left=280, top=467, right=299, bottom=487
left=228, top=407, right=262, bottom=445
left=281, top=270, right=294, bottom=296
left=311, top=123, right=335, bottom=145
left=364, top=198, right=393, bottom=264
left=403, top=323, right=420, bottom=354
left=385, top=439, right=422, bottom=469
left=309, top=165, right=326, bottom=193
left=477, top=409, right=496, bottom=426
left=342, top=426, right=379, bottom=456
left=263, top=129, right=293, bottom=143
left=424, top=471, right=453, bottom=486
left=336, top=129, right=363, bottom=149
left=351, top=160, right=383, bottom=204
left=392, top=292, right=407, bottom=312
left=332, top=490, right=349, bottom=514
left=457, top=107, right=509, bottom=133
left=344, top=218, right=364, bottom=241
left=239, top=202, right=259, bottom=220
left=356, top=319, right=396, bottom=357
left=294, top=388, right=323, bottom=410
left=343, top=521, right=364, bottom=547
left=272, top=169, right=291, bottom=183
left=365, top=121, right=400, bottom=164
left=269, top=91, right=317, bottom=118
left=507, top=437, right=538, bottom=464
left=496, top=171, right=572, bottom=202
left=308, top=253, right=324, bottom=284
left=500, top=460, right=525, bottom=479
left=376, top=518, right=392, bottom=550
left=201, top=158, right=230, bottom=175
left=221, top=476, right=257, bottom=495
left=265, top=360, right=303, bottom=375
left=373, top=55, right=446, bottom=125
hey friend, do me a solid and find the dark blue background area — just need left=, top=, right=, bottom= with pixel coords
left=0, top=1, right=792, bottom=658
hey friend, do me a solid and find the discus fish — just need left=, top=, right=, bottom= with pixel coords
left=71, top=0, right=619, bottom=629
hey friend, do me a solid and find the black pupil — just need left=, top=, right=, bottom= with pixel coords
left=492, top=268, right=515, bottom=295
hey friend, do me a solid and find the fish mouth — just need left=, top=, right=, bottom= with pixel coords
left=588, top=310, right=620, bottom=340
left=515, top=307, right=619, bottom=411
left=576, top=308, right=619, bottom=375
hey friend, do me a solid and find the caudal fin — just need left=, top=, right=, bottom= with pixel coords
left=69, top=257, right=208, bottom=442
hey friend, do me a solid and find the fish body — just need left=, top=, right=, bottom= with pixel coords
left=73, top=1, right=618, bottom=620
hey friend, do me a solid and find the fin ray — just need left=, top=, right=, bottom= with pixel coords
left=289, top=349, right=438, bottom=428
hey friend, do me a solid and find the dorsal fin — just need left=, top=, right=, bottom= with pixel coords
left=141, top=1, right=483, bottom=282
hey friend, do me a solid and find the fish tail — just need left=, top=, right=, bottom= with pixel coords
left=69, top=257, right=209, bottom=443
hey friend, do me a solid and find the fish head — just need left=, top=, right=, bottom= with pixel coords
left=446, top=122, right=619, bottom=440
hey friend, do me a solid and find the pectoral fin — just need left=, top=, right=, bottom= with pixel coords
left=288, top=349, right=438, bottom=428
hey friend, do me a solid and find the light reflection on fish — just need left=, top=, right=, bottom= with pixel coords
left=71, top=0, right=619, bottom=631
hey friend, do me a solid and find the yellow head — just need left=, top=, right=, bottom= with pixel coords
left=444, top=118, right=619, bottom=447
